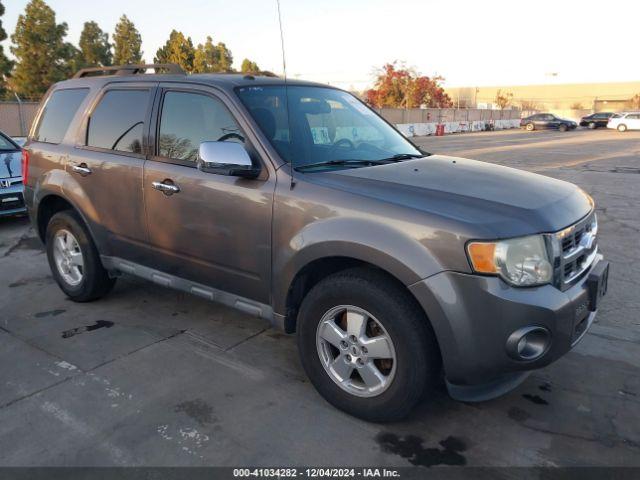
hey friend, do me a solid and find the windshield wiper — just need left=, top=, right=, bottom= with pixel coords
left=383, top=153, right=428, bottom=161
left=295, top=159, right=393, bottom=171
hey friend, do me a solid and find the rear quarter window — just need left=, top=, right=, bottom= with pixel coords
left=34, top=88, right=89, bottom=144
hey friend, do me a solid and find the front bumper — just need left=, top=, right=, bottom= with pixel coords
left=409, top=256, right=607, bottom=400
left=0, top=183, right=27, bottom=216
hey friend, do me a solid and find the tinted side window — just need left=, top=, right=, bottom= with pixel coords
left=35, top=88, right=89, bottom=144
left=158, top=91, right=244, bottom=163
left=87, top=89, right=150, bottom=154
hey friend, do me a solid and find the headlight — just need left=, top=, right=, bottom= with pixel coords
left=467, top=235, right=553, bottom=287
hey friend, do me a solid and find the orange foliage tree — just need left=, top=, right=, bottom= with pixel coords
left=364, top=62, right=452, bottom=109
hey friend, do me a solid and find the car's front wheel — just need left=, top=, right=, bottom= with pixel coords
left=588, top=122, right=597, bottom=129
left=559, top=124, right=568, bottom=132
left=617, top=124, right=627, bottom=132
left=525, top=123, right=534, bottom=131
left=297, top=268, right=440, bottom=422
left=46, top=210, right=116, bottom=302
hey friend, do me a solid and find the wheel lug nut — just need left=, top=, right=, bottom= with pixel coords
left=356, top=358, right=364, bottom=366
left=345, top=354, right=352, bottom=362
left=349, top=335, right=357, bottom=343
left=340, top=340, right=348, bottom=348
left=361, top=346, right=368, bottom=354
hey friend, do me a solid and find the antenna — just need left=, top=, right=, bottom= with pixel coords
left=275, top=0, right=295, bottom=189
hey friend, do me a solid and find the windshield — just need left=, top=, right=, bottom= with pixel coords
left=236, top=85, right=423, bottom=169
left=0, top=133, right=20, bottom=151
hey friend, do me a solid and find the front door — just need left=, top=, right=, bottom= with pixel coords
left=142, top=86, right=275, bottom=304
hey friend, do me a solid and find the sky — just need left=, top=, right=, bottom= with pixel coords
left=3, top=0, right=640, bottom=91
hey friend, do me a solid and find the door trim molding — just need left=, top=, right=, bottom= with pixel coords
left=101, top=255, right=279, bottom=327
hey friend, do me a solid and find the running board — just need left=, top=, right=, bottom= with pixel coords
left=101, top=256, right=276, bottom=325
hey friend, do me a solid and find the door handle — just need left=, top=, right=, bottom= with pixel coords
left=71, top=163, right=92, bottom=176
left=152, top=180, right=180, bottom=195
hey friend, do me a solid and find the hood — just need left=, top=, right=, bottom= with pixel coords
left=0, top=150, right=22, bottom=179
left=309, top=155, right=592, bottom=237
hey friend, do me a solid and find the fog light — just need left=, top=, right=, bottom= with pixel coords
left=506, top=326, right=551, bottom=361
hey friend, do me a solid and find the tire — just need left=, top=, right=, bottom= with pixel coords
left=297, top=268, right=440, bottom=422
left=525, top=123, right=534, bottom=131
left=558, top=124, right=568, bottom=132
left=617, top=124, right=627, bottom=132
left=588, top=122, right=597, bottom=129
left=46, top=210, right=116, bottom=302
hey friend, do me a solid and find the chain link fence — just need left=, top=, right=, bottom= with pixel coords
left=0, top=100, right=40, bottom=137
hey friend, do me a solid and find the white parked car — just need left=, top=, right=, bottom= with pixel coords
left=607, top=112, right=640, bottom=132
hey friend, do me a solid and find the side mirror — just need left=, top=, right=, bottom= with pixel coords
left=197, top=141, right=260, bottom=178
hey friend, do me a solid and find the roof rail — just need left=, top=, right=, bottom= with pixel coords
left=73, top=63, right=186, bottom=79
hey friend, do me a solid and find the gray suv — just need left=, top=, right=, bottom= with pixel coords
left=23, top=64, right=609, bottom=421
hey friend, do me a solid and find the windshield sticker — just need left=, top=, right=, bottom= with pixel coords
left=311, top=127, right=331, bottom=145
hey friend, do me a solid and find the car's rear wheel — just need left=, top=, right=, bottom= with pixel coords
left=46, top=210, right=116, bottom=302
left=297, top=268, right=440, bottom=422
left=525, top=123, right=534, bottom=131
left=588, top=122, right=597, bottom=129
left=559, top=124, right=568, bottom=132
left=617, top=124, right=627, bottom=132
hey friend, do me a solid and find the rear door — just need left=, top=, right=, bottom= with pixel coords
left=70, top=83, right=156, bottom=259
left=142, top=84, right=275, bottom=304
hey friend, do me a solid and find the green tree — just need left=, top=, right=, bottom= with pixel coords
left=193, top=36, right=234, bottom=73
left=240, top=58, right=260, bottom=73
left=0, top=0, right=13, bottom=97
left=154, top=30, right=195, bottom=72
left=112, top=14, right=143, bottom=65
left=215, top=42, right=233, bottom=72
left=193, top=37, right=216, bottom=73
left=9, top=0, right=74, bottom=99
left=78, top=21, right=112, bottom=67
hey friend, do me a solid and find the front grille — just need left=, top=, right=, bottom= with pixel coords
left=0, top=177, right=23, bottom=188
left=0, top=191, right=25, bottom=211
left=551, top=212, right=598, bottom=290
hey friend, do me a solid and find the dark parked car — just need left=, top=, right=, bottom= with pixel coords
left=580, top=112, right=615, bottom=129
left=0, top=130, right=26, bottom=217
left=520, top=113, right=577, bottom=131
left=23, top=64, right=609, bottom=421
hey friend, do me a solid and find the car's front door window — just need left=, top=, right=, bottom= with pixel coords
left=158, top=91, right=245, bottom=163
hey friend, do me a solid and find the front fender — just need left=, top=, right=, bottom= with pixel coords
left=272, top=216, right=444, bottom=315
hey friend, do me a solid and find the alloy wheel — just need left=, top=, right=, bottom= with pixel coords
left=316, top=305, right=397, bottom=398
left=52, top=229, right=84, bottom=286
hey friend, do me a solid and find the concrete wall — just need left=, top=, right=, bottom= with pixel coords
left=376, top=108, right=522, bottom=137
